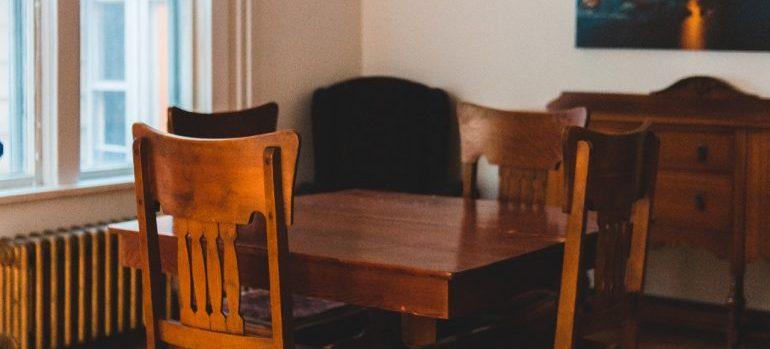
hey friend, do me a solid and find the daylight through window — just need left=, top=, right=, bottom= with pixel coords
left=80, top=0, right=182, bottom=175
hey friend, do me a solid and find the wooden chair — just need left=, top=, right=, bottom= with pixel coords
left=167, top=102, right=279, bottom=138
left=458, top=102, right=589, bottom=204
left=165, top=103, right=367, bottom=348
left=132, top=123, right=300, bottom=349
left=416, top=103, right=589, bottom=346
left=555, top=123, right=660, bottom=349
left=435, top=110, right=657, bottom=349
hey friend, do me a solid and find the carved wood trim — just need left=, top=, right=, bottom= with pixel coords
left=651, top=76, right=759, bottom=100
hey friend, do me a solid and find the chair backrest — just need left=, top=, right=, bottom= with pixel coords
left=555, top=123, right=659, bottom=349
left=311, top=76, right=454, bottom=195
left=132, top=124, right=300, bottom=349
left=458, top=102, right=588, bottom=205
left=167, top=102, right=279, bottom=138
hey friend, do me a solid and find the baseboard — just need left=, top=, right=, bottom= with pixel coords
left=641, top=295, right=770, bottom=342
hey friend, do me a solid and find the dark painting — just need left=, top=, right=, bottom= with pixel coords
left=576, top=0, right=770, bottom=51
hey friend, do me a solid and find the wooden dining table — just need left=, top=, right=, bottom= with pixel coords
left=112, top=189, right=597, bottom=347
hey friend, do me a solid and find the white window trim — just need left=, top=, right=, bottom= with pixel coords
left=0, top=175, right=134, bottom=206
left=51, top=0, right=81, bottom=186
left=208, top=0, right=254, bottom=112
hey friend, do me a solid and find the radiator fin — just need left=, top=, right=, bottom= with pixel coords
left=0, top=222, right=172, bottom=349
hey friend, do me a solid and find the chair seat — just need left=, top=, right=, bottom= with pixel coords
left=241, top=289, right=368, bottom=346
left=241, top=288, right=349, bottom=325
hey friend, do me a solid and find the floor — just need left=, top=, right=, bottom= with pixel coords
left=107, top=327, right=767, bottom=349
left=639, top=327, right=764, bottom=349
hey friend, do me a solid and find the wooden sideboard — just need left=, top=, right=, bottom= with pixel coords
left=548, top=76, right=770, bottom=348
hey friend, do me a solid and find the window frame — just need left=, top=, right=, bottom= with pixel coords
left=0, top=0, right=36, bottom=190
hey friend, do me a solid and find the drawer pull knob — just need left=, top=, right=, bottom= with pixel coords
left=695, top=194, right=706, bottom=212
left=697, top=145, right=709, bottom=163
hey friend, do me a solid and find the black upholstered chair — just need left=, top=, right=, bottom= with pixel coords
left=310, top=77, right=456, bottom=195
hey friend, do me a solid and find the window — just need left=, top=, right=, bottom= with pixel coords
left=80, top=0, right=183, bottom=175
left=0, top=0, right=200, bottom=194
left=0, top=0, right=33, bottom=187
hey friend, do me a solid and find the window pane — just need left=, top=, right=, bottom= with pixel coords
left=98, top=91, right=126, bottom=147
left=93, top=91, right=127, bottom=165
left=95, top=2, right=125, bottom=81
left=0, top=0, right=31, bottom=181
left=0, top=2, right=11, bottom=175
left=81, top=0, right=181, bottom=174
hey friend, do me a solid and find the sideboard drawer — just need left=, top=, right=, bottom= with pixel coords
left=654, top=172, right=733, bottom=232
left=590, top=121, right=735, bottom=172
left=656, top=131, right=735, bottom=173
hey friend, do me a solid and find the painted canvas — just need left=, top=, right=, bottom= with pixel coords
left=576, top=0, right=770, bottom=51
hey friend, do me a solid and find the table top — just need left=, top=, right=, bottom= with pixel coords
left=112, top=189, right=597, bottom=318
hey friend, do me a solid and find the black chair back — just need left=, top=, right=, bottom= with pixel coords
left=311, top=77, right=454, bottom=195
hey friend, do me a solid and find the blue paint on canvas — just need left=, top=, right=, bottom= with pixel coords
left=576, top=0, right=770, bottom=51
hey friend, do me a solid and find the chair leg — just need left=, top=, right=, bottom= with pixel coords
left=325, top=311, right=400, bottom=349
left=622, top=317, right=639, bottom=349
left=401, top=315, right=437, bottom=348
left=727, top=225, right=746, bottom=349
left=325, top=331, right=379, bottom=349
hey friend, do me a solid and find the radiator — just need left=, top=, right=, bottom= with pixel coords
left=0, top=222, right=176, bottom=349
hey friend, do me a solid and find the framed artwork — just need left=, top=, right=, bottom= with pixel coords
left=576, top=0, right=770, bottom=51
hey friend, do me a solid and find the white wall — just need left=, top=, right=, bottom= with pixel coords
left=249, top=0, right=362, bottom=185
left=0, top=187, right=136, bottom=235
left=362, top=0, right=770, bottom=309
left=209, top=0, right=363, bottom=184
left=362, top=0, right=770, bottom=107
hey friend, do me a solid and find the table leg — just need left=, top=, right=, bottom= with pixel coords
left=727, top=131, right=747, bottom=349
left=727, top=218, right=746, bottom=349
left=401, top=314, right=437, bottom=348
left=727, top=245, right=746, bottom=348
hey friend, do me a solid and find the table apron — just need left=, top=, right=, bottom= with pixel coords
left=118, top=233, right=452, bottom=318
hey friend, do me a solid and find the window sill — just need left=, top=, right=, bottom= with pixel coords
left=0, top=176, right=135, bottom=206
